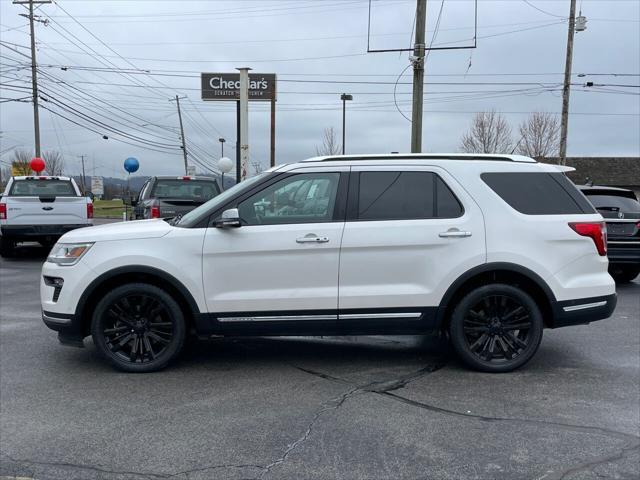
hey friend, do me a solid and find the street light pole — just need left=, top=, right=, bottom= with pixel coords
left=340, top=93, right=352, bottom=155
left=219, top=137, right=225, bottom=158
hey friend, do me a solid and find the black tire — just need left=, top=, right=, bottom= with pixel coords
left=449, top=284, right=544, bottom=373
left=91, top=283, right=186, bottom=373
left=609, top=265, right=640, bottom=283
left=0, top=237, right=15, bottom=258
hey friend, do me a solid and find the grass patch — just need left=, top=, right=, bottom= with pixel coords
left=93, top=199, right=125, bottom=218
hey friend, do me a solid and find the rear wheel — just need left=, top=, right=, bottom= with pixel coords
left=91, top=283, right=186, bottom=372
left=0, top=237, right=15, bottom=258
left=449, top=284, right=544, bottom=373
left=609, top=265, right=640, bottom=283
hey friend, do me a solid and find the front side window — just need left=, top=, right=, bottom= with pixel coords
left=238, top=172, right=340, bottom=225
left=356, top=171, right=462, bottom=221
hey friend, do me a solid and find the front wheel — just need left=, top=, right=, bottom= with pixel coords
left=449, top=284, right=544, bottom=373
left=91, top=283, right=186, bottom=372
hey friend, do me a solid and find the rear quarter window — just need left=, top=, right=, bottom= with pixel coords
left=481, top=172, right=595, bottom=215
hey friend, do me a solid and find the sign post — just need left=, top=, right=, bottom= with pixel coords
left=91, top=176, right=104, bottom=199
left=201, top=72, right=277, bottom=181
left=238, top=68, right=250, bottom=181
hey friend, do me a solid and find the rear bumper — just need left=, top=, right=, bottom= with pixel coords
left=1, top=224, right=91, bottom=241
left=551, top=293, right=617, bottom=328
left=607, top=242, right=640, bottom=265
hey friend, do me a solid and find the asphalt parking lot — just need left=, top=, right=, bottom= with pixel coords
left=0, top=238, right=638, bottom=480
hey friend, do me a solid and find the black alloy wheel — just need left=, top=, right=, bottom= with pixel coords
left=449, top=284, right=543, bottom=373
left=91, top=283, right=186, bottom=372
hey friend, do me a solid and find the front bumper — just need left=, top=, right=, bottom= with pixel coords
left=1, top=224, right=91, bottom=241
left=42, top=310, right=85, bottom=347
left=551, top=293, right=617, bottom=328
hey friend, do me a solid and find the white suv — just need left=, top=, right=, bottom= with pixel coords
left=40, top=154, right=616, bottom=373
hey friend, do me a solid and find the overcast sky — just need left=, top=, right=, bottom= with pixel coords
left=1, top=0, right=639, bottom=180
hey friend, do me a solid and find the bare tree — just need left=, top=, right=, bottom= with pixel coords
left=460, top=110, right=513, bottom=154
left=0, top=165, right=12, bottom=189
left=315, top=127, right=341, bottom=156
left=515, top=112, right=560, bottom=159
left=11, top=149, right=32, bottom=175
left=43, top=150, right=65, bottom=176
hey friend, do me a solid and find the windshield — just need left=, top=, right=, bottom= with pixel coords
left=176, top=172, right=270, bottom=227
left=9, top=179, right=77, bottom=197
left=151, top=179, right=220, bottom=201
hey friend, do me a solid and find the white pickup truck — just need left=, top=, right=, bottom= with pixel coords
left=0, top=176, right=93, bottom=257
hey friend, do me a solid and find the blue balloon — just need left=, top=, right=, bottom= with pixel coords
left=124, top=157, right=139, bottom=173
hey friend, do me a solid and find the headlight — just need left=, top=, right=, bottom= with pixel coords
left=47, top=243, right=93, bottom=266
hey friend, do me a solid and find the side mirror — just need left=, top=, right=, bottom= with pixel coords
left=214, top=208, right=241, bottom=228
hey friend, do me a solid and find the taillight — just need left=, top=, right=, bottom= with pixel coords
left=150, top=202, right=160, bottom=218
left=569, top=221, right=607, bottom=256
left=0, top=202, right=6, bottom=220
left=86, top=202, right=93, bottom=219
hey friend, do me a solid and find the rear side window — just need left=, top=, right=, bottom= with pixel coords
left=356, top=171, right=463, bottom=221
left=482, top=172, right=595, bottom=215
left=9, top=179, right=76, bottom=197
left=151, top=179, right=220, bottom=201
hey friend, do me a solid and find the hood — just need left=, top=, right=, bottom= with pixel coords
left=60, top=219, right=173, bottom=243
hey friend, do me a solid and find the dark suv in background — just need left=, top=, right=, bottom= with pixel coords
left=579, top=185, right=640, bottom=283
left=133, top=176, right=220, bottom=220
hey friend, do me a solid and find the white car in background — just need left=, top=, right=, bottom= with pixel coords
left=1, top=176, right=93, bottom=257
left=40, top=154, right=616, bottom=373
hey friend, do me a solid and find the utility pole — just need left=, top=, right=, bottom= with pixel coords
left=14, top=0, right=51, bottom=158
left=410, top=0, right=427, bottom=153
left=171, top=95, right=189, bottom=175
left=559, top=0, right=577, bottom=166
left=340, top=93, right=353, bottom=155
left=78, top=154, right=86, bottom=194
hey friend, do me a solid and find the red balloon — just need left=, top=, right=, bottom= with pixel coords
left=30, top=157, right=45, bottom=173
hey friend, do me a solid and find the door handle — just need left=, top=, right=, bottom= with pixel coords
left=296, top=235, right=329, bottom=244
left=439, top=229, right=472, bottom=238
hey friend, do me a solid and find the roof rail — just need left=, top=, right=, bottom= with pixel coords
left=302, top=153, right=536, bottom=163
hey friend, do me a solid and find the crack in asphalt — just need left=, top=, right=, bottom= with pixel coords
left=0, top=452, right=171, bottom=480
left=258, top=385, right=361, bottom=479
left=0, top=451, right=265, bottom=480
left=290, top=364, right=640, bottom=480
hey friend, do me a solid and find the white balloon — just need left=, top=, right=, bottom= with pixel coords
left=218, top=157, right=234, bottom=173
